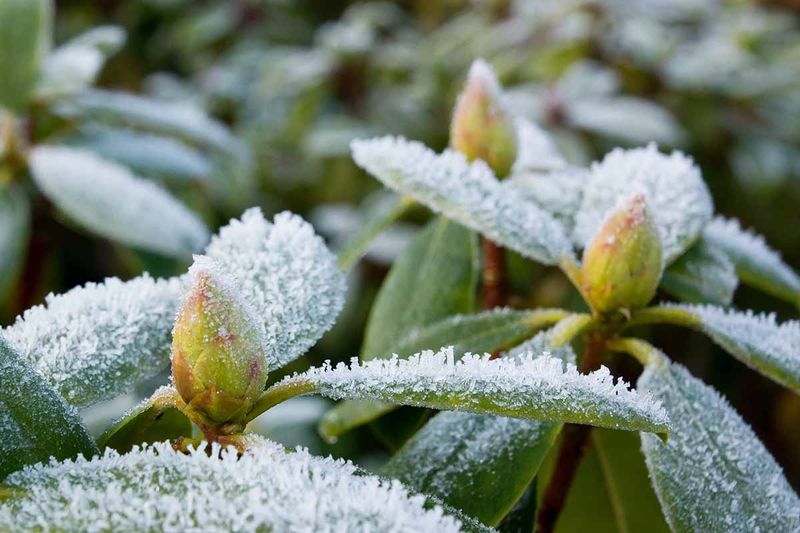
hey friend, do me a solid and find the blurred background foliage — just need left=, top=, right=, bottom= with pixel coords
left=2, top=0, right=799, bottom=508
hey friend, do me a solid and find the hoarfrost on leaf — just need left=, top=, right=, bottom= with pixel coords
left=282, top=346, right=669, bottom=435
left=507, top=167, right=588, bottom=234
left=0, top=436, right=464, bottom=532
left=639, top=360, right=800, bottom=532
left=351, top=136, right=574, bottom=265
left=573, top=143, right=713, bottom=263
left=511, top=118, right=568, bottom=175
left=661, top=238, right=738, bottom=306
left=666, top=303, right=800, bottom=394
left=29, top=146, right=209, bottom=258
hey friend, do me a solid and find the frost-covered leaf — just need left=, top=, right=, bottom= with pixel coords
left=508, top=167, right=588, bottom=233
left=639, top=359, right=800, bottom=532
left=71, top=126, right=211, bottom=182
left=283, top=347, right=669, bottom=435
left=3, top=209, right=344, bottom=407
left=63, top=89, right=240, bottom=154
left=37, top=26, right=125, bottom=99
left=665, top=304, right=800, bottom=394
left=351, top=136, right=574, bottom=265
left=566, top=97, right=685, bottom=146
left=574, top=143, right=713, bottom=263
left=3, top=275, right=182, bottom=407
left=0, top=185, right=30, bottom=303
left=29, top=146, right=209, bottom=258
left=0, top=436, right=465, bottom=531
left=0, top=0, right=51, bottom=111
left=661, top=239, right=738, bottom=305
left=205, top=209, right=346, bottom=370
left=382, top=332, right=574, bottom=525
left=511, top=119, right=567, bottom=175
left=703, top=216, right=800, bottom=305
left=319, top=309, right=566, bottom=441
left=0, top=335, right=97, bottom=480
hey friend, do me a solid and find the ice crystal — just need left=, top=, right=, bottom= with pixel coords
left=0, top=436, right=463, bottom=532
left=667, top=303, right=800, bottom=393
left=509, top=167, right=589, bottom=236
left=29, top=146, right=209, bottom=258
left=661, top=238, right=738, bottom=305
left=639, top=361, right=800, bottom=532
left=703, top=216, right=800, bottom=301
left=3, top=210, right=345, bottom=406
left=574, top=143, right=713, bottom=263
left=282, top=347, right=669, bottom=434
left=205, top=209, right=346, bottom=370
left=351, top=136, right=574, bottom=265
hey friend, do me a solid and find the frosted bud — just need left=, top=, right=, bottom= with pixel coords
left=450, top=59, right=517, bottom=178
left=580, top=193, right=663, bottom=314
left=171, top=256, right=268, bottom=429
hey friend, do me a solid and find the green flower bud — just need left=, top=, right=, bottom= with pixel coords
left=450, top=59, right=517, bottom=178
left=171, top=256, right=268, bottom=429
left=580, top=193, right=663, bottom=314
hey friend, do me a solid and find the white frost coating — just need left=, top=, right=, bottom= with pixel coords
left=4, top=209, right=344, bottom=406
left=351, top=136, right=574, bottom=265
left=467, top=58, right=504, bottom=100
left=283, top=347, right=669, bottom=434
left=639, top=362, right=800, bottom=532
left=3, top=275, right=181, bottom=408
left=205, top=208, right=346, bottom=370
left=511, top=118, right=567, bottom=174
left=662, top=238, right=738, bottom=306
left=703, top=216, right=800, bottom=299
left=508, top=167, right=588, bottom=233
left=574, top=143, right=713, bottom=263
left=0, top=436, right=463, bottom=532
left=668, top=303, right=800, bottom=394
left=29, top=146, right=209, bottom=258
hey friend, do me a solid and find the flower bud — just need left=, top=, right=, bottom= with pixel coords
left=450, top=59, right=517, bottom=178
left=580, top=193, right=663, bottom=313
left=171, top=256, right=268, bottom=428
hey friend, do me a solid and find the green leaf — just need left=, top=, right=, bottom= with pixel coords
left=703, top=216, right=800, bottom=306
left=0, top=334, right=97, bottom=480
left=659, top=304, right=800, bottom=394
left=661, top=238, right=737, bottom=306
left=0, top=0, right=52, bottom=111
left=0, top=185, right=29, bottom=304
left=553, top=429, right=669, bottom=533
left=639, top=358, right=800, bottom=532
left=319, top=308, right=568, bottom=441
left=98, top=387, right=191, bottom=454
left=29, top=145, right=209, bottom=258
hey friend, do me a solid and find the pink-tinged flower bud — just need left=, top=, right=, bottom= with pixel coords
left=580, top=193, right=663, bottom=314
left=171, top=256, right=268, bottom=429
left=450, top=59, right=517, bottom=178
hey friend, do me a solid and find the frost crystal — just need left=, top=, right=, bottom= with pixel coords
left=3, top=275, right=181, bottom=408
left=3, top=210, right=345, bottom=406
left=205, top=209, right=346, bottom=370
left=508, top=167, right=588, bottom=233
left=0, top=436, right=463, bottom=532
left=703, top=216, right=800, bottom=300
left=668, top=303, right=800, bottom=394
left=29, top=146, right=209, bottom=258
left=639, top=362, right=800, bottom=532
left=351, top=136, right=574, bottom=265
left=283, top=347, right=669, bottom=434
left=661, top=238, right=738, bottom=306
left=574, top=143, right=713, bottom=263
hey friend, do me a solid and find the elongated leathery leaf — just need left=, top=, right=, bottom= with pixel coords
left=351, top=136, right=574, bottom=265
left=574, top=143, right=713, bottom=263
left=639, top=359, right=800, bottom=532
left=0, top=185, right=30, bottom=303
left=205, top=209, right=346, bottom=370
left=3, top=209, right=345, bottom=407
left=0, top=335, right=97, bottom=480
left=704, top=216, right=800, bottom=305
left=663, top=304, right=800, bottom=394
left=661, top=238, right=738, bottom=306
left=0, top=436, right=464, bottom=531
left=0, top=0, right=52, bottom=111
left=29, top=146, right=209, bottom=258
left=282, top=347, right=669, bottom=436
left=319, top=308, right=567, bottom=441
left=382, top=332, right=573, bottom=525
